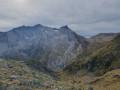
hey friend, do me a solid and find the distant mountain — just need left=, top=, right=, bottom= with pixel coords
left=86, top=33, right=119, bottom=55
left=0, top=24, right=88, bottom=71
left=63, top=34, right=120, bottom=76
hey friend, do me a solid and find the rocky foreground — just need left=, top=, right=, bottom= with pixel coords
left=0, top=58, right=120, bottom=90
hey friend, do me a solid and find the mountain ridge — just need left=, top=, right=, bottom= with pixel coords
left=0, top=24, right=119, bottom=71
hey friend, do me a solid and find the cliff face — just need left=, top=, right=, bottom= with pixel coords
left=0, top=24, right=87, bottom=71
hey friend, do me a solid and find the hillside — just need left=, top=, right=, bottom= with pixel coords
left=1, top=58, right=120, bottom=90
left=86, top=33, right=118, bottom=56
left=89, top=33, right=120, bottom=75
left=64, top=34, right=120, bottom=76
left=0, top=58, right=55, bottom=89
left=54, top=69, right=120, bottom=90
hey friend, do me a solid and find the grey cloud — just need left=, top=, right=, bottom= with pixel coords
left=0, top=0, right=120, bottom=37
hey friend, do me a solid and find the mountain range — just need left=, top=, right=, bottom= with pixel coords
left=0, top=24, right=118, bottom=71
left=0, top=24, right=120, bottom=89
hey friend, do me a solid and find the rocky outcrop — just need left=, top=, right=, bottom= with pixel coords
left=0, top=58, right=54, bottom=89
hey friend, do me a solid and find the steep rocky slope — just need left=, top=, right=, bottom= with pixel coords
left=0, top=24, right=87, bottom=71
left=64, top=33, right=120, bottom=76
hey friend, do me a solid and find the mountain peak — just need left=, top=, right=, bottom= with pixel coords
left=34, top=24, right=43, bottom=28
left=12, top=24, right=43, bottom=31
left=12, top=25, right=26, bottom=30
left=60, top=25, right=69, bottom=29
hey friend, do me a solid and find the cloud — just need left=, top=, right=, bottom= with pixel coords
left=0, top=0, right=120, bottom=37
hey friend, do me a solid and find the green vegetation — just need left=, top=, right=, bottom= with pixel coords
left=90, top=34, right=120, bottom=75
left=64, top=34, right=120, bottom=76
left=63, top=57, right=88, bottom=74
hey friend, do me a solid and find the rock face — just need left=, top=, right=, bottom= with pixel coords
left=0, top=24, right=87, bottom=71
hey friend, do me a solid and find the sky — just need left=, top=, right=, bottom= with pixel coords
left=0, top=0, right=120, bottom=37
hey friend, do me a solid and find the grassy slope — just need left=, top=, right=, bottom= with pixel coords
left=53, top=69, right=120, bottom=90
left=63, top=34, right=120, bottom=76
left=90, top=34, right=120, bottom=75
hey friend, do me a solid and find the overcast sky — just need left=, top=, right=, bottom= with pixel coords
left=0, top=0, right=120, bottom=37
